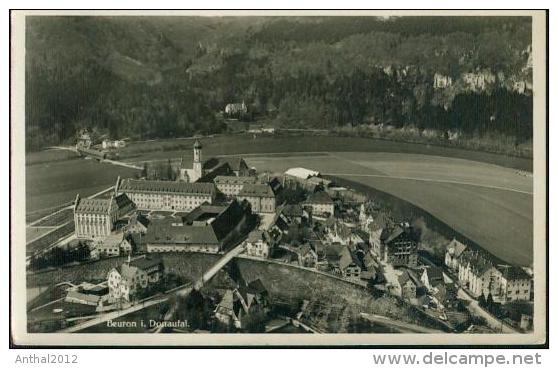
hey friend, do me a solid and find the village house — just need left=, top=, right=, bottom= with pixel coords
left=457, top=250, right=500, bottom=299
left=381, top=224, right=419, bottom=267
left=297, top=244, right=318, bottom=268
left=397, top=269, right=421, bottom=301
left=325, top=243, right=362, bottom=281
left=445, top=238, right=468, bottom=271
left=245, top=230, right=272, bottom=259
left=367, top=212, right=390, bottom=256
left=304, top=191, right=335, bottom=217
left=214, top=175, right=258, bottom=196
left=116, top=177, right=216, bottom=212
left=237, top=183, right=276, bottom=214
left=496, top=265, right=532, bottom=303
left=74, top=193, right=135, bottom=240
left=91, top=231, right=132, bottom=258
left=107, top=256, right=164, bottom=303
left=420, top=266, right=445, bottom=293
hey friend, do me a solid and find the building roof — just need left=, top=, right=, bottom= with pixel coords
left=305, top=191, right=333, bottom=205
left=281, top=204, right=303, bottom=217
left=247, top=230, right=265, bottom=243
left=129, top=213, right=150, bottom=228
left=216, top=289, right=235, bottom=312
left=203, top=157, right=248, bottom=173
left=382, top=225, right=419, bottom=247
left=118, top=179, right=215, bottom=196
left=398, top=269, right=422, bottom=288
left=307, top=176, right=332, bottom=186
left=181, top=203, right=227, bottom=224
left=129, top=256, right=163, bottom=272
left=75, top=196, right=114, bottom=215
left=424, top=266, right=445, bottom=283
left=214, top=175, right=257, bottom=186
left=353, top=229, right=370, bottom=243
left=461, top=250, right=495, bottom=276
left=120, top=263, right=139, bottom=281
left=247, top=279, right=267, bottom=295
left=65, top=290, right=100, bottom=304
left=497, top=265, right=531, bottom=281
left=285, top=167, right=320, bottom=180
left=98, top=232, right=125, bottom=248
left=337, top=246, right=360, bottom=271
left=297, top=243, right=316, bottom=258
left=238, top=183, right=275, bottom=198
left=114, top=193, right=135, bottom=211
left=448, top=238, right=468, bottom=258
left=144, top=218, right=220, bottom=246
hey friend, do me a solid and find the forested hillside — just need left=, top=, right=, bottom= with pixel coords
left=25, top=16, right=533, bottom=152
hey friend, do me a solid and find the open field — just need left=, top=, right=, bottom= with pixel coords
left=26, top=158, right=139, bottom=213
left=117, top=135, right=533, bottom=171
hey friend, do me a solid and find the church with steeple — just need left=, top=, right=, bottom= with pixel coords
left=178, top=139, right=250, bottom=183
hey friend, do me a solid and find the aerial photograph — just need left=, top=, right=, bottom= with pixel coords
left=18, top=13, right=540, bottom=341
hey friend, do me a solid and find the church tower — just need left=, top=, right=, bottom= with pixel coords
left=192, top=140, right=203, bottom=182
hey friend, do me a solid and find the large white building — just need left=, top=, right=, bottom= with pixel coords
left=115, top=177, right=216, bottom=212
left=74, top=193, right=135, bottom=240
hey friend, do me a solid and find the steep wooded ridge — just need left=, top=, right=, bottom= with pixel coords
left=25, top=16, right=533, bottom=153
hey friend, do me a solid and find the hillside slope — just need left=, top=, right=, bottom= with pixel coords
left=25, top=16, right=533, bottom=152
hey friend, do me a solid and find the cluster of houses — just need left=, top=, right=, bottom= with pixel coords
left=240, top=181, right=426, bottom=292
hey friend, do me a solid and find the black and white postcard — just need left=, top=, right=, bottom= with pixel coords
left=10, top=10, right=548, bottom=347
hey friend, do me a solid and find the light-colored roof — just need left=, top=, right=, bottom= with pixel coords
left=65, top=290, right=100, bottom=304
left=99, top=232, right=125, bottom=248
left=448, top=238, right=467, bottom=258
left=247, top=230, right=265, bottom=243
left=118, top=179, right=215, bottom=196
left=285, top=167, right=320, bottom=180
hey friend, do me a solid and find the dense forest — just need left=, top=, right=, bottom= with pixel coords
left=25, top=16, right=533, bottom=151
